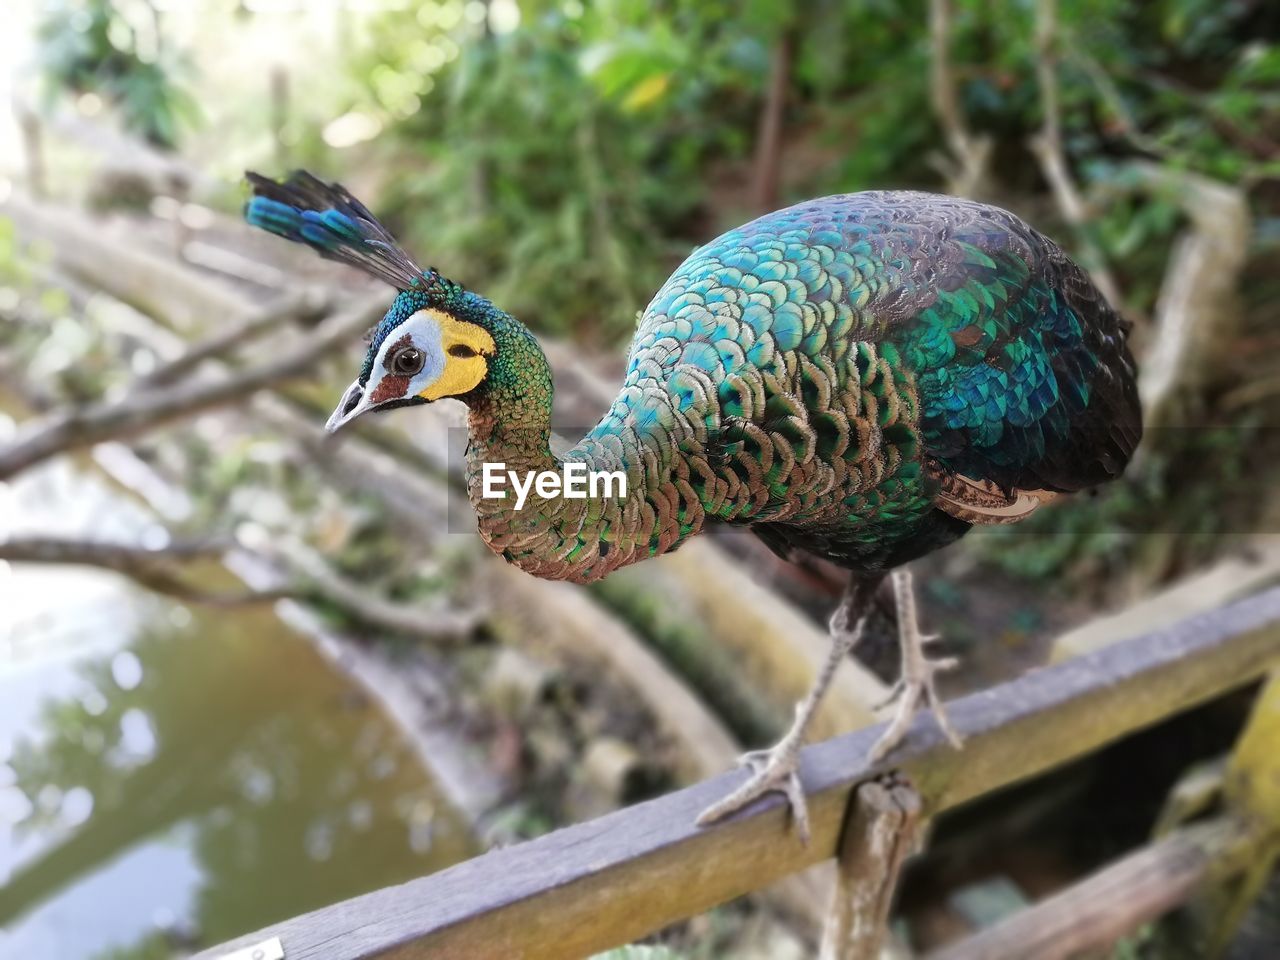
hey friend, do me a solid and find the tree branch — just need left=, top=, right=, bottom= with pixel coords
left=0, top=535, right=227, bottom=565
left=3, top=193, right=252, bottom=330
left=1122, top=162, right=1249, bottom=428
left=751, top=29, right=796, bottom=213
left=269, top=539, right=481, bottom=644
left=1028, top=0, right=1126, bottom=313
left=0, top=534, right=480, bottom=643
left=929, top=0, right=992, bottom=197
left=0, top=294, right=386, bottom=480
left=0, top=536, right=282, bottom=606
left=135, top=287, right=330, bottom=389
left=1066, top=47, right=1170, bottom=160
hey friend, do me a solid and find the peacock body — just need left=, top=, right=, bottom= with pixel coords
left=445, top=191, right=1138, bottom=583
left=247, top=172, right=1141, bottom=835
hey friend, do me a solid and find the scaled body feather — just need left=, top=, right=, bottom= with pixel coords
left=523, top=192, right=1141, bottom=577
left=244, top=176, right=1141, bottom=583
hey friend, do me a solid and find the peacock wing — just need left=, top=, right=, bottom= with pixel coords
left=889, top=203, right=1142, bottom=518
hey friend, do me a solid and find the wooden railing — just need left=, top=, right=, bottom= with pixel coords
left=199, top=588, right=1280, bottom=960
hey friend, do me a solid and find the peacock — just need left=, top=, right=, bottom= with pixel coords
left=245, top=171, right=1142, bottom=840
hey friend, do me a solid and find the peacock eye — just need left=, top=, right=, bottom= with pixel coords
left=448, top=344, right=478, bottom=359
left=391, top=347, right=424, bottom=376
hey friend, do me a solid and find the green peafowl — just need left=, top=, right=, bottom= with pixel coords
left=245, top=171, right=1141, bottom=840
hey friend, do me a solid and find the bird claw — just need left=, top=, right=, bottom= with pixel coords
left=870, top=648, right=963, bottom=762
left=698, top=589, right=874, bottom=845
left=697, top=744, right=811, bottom=844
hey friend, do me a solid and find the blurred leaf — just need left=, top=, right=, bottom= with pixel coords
left=35, top=0, right=200, bottom=149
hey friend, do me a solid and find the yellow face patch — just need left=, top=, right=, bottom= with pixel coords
left=418, top=310, right=496, bottom=401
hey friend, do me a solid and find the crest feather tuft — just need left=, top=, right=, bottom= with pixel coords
left=245, top=170, right=429, bottom=290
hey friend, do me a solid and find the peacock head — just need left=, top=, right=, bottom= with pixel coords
left=243, top=170, right=503, bottom=433
left=326, top=286, right=498, bottom=432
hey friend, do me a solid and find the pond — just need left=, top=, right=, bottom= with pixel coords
left=0, top=462, right=475, bottom=959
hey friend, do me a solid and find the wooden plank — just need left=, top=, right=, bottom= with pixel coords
left=1050, top=540, right=1280, bottom=662
left=925, top=816, right=1256, bottom=960
left=197, top=588, right=1280, bottom=960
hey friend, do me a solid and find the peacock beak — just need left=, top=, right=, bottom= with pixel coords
left=325, top=379, right=371, bottom=433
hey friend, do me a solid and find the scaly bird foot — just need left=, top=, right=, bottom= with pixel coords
left=869, top=570, right=965, bottom=763
left=870, top=632, right=962, bottom=768
left=696, top=738, right=811, bottom=844
left=696, top=576, right=875, bottom=846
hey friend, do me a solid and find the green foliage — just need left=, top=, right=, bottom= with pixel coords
left=36, top=0, right=200, bottom=148
left=1110, top=922, right=1156, bottom=959
left=333, top=0, right=1274, bottom=337
left=345, top=5, right=748, bottom=341
left=1062, top=1, right=1280, bottom=185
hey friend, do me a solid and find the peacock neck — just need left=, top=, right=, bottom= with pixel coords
left=464, top=316, right=557, bottom=478
left=463, top=314, right=704, bottom=583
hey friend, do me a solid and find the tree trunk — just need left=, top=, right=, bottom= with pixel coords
left=752, top=30, right=796, bottom=214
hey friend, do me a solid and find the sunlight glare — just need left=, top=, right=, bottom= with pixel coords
left=323, top=112, right=384, bottom=149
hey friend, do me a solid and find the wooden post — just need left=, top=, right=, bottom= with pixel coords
left=1151, top=757, right=1225, bottom=839
left=1206, top=672, right=1280, bottom=955
left=820, top=777, right=922, bottom=960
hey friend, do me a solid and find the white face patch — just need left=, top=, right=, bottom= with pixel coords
left=366, top=310, right=447, bottom=404
left=328, top=308, right=492, bottom=432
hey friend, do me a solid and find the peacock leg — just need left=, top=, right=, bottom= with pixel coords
left=868, top=568, right=963, bottom=762
left=696, top=577, right=874, bottom=843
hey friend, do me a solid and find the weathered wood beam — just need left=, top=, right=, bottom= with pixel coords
left=1051, top=540, right=1280, bottom=662
left=197, top=588, right=1280, bottom=960
left=925, top=816, right=1256, bottom=960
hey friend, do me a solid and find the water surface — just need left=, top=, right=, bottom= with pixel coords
left=0, top=464, right=474, bottom=959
